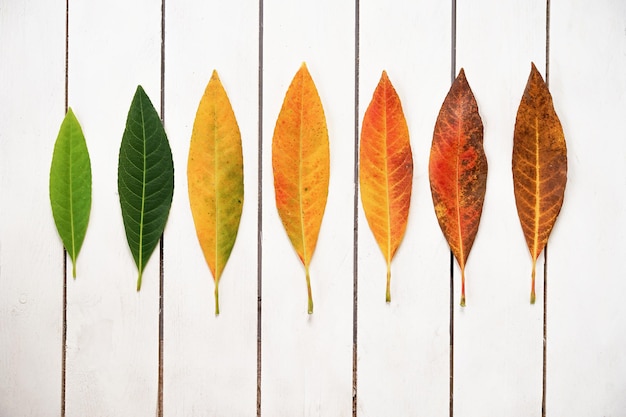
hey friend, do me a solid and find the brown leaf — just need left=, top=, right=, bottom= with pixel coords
left=429, top=69, right=487, bottom=307
left=513, top=62, right=567, bottom=304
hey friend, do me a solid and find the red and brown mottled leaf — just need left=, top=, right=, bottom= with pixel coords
left=360, top=70, right=413, bottom=303
left=429, top=69, right=487, bottom=307
left=513, top=63, right=567, bottom=304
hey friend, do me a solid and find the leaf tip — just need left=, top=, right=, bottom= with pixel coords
left=211, top=69, right=219, bottom=80
left=527, top=62, right=545, bottom=85
left=134, top=85, right=148, bottom=100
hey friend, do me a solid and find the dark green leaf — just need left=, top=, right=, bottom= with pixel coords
left=118, top=86, right=174, bottom=290
left=49, top=108, right=92, bottom=278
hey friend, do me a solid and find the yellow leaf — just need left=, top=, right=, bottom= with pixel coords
left=188, top=70, right=244, bottom=315
left=272, top=63, right=330, bottom=314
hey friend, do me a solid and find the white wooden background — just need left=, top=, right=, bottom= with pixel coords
left=1, top=0, right=625, bottom=416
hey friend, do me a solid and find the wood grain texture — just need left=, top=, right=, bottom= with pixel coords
left=358, top=1, right=451, bottom=416
left=0, top=1, right=65, bottom=415
left=65, top=1, right=161, bottom=415
left=163, top=0, right=258, bottom=415
left=454, top=1, right=545, bottom=415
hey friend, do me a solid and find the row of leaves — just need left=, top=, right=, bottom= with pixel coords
left=49, top=63, right=566, bottom=315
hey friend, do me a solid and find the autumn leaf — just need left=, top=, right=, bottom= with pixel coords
left=360, top=71, right=413, bottom=303
left=429, top=69, right=487, bottom=307
left=513, top=63, right=567, bottom=304
left=272, top=63, right=329, bottom=314
left=188, top=70, right=244, bottom=316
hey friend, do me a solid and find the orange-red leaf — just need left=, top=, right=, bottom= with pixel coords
left=360, top=71, right=413, bottom=303
left=513, top=63, right=567, bottom=304
left=188, top=70, right=244, bottom=315
left=429, top=69, right=487, bottom=307
left=272, top=63, right=329, bottom=314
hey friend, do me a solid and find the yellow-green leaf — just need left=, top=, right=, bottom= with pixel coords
left=188, top=70, right=244, bottom=316
left=272, top=63, right=330, bottom=314
left=49, top=108, right=92, bottom=278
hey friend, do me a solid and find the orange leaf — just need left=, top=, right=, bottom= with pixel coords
left=272, top=63, right=329, bottom=314
left=513, top=63, right=567, bottom=304
left=360, top=71, right=413, bottom=303
left=429, top=69, right=487, bottom=307
left=188, top=70, right=244, bottom=315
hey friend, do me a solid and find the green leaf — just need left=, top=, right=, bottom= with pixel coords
left=118, top=86, right=174, bottom=290
left=49, top=108, right=92, bottom=278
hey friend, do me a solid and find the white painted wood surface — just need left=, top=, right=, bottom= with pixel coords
left=0, top=0, right=625, bottom=416
left=357, top=1, right=451, bottom=416
left=261, top=1, right=354, bottom=415
left=454, top=1, right=546, bottom=415
left=163, top=0, right=258, bottom=415
left=64, top=1, right=161, bottom=415
left=0, top=1, right=65, bottom=416
left=549, top=0, right=626, bottom=415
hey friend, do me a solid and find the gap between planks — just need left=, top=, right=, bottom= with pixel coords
left=352, top=1, right=360, bottom=416
left=257, top=0, right=264, bottom=415
left=449, top=0, right=457, bottom=415
left=61, top=0, right=69, bottom=415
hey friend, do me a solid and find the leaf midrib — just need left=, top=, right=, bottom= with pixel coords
left=455, top=105, right=465, bottom=267
left=299, top=76, right=309, bottom=267
left=382, top=84, right=392, bottom=266
left=533, top=117, right=540, bottom=260
left=213, top=98, right=220, bottom=280
left=138, top=95, right=147, bottom=278
left=69, top=121, right=76, bottom=265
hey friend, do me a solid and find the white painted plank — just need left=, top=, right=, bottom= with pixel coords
left=454, top=1, right=546, bottom=415
left=0, top=2, right=65, bottom=416
left=163, top=1, right=258, bottom=415
left=357, top=2, right=451, bottom=416
left=64, top=1, right=161, bottom=415
left=261, top=0, right=354, bottom=415
left=548, top=1, right=626, bottom=414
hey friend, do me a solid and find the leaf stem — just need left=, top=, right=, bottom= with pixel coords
left=72, top=260, right=77, bottom=279
left=386, top=264, right=391, bottom=303
left=531, top=260, right=537, bottom=304
left=306, top=267, right=313, bottom=314
left=137, top=270, right=143, bottom=291
left=460, top=268, right=466, bottom=307
left=215, top=281, right=220, bottom=316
